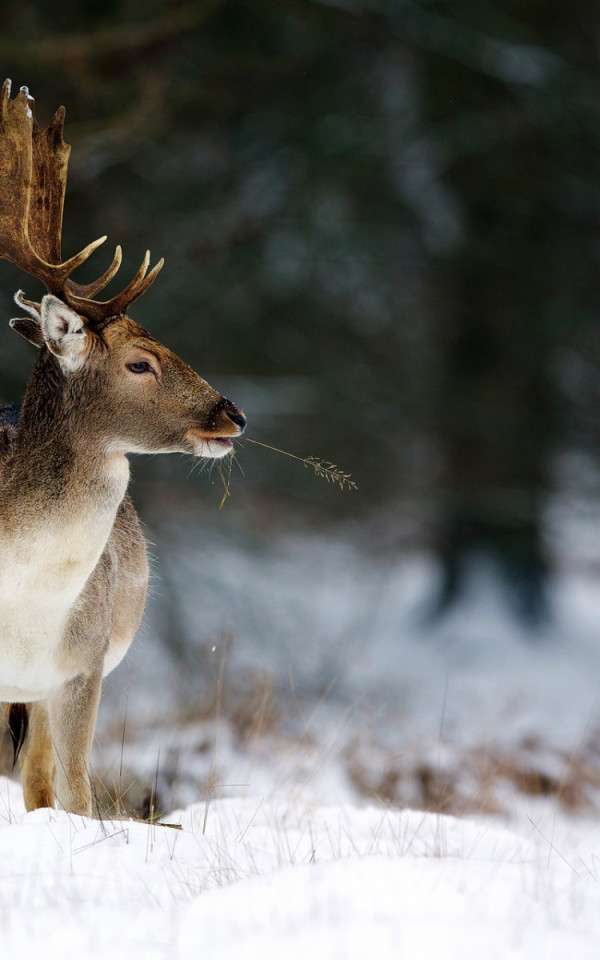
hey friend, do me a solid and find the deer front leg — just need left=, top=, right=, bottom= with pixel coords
left=20, top=702, right=55, bottom=811
left=47, top=668, right=103, bottom=817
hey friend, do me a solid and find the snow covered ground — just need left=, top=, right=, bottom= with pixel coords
left=98, top=517, right=600, bottom=816
left=1, top=775, right=600, bottom=959
left=4, top=518, right=600, bottom=957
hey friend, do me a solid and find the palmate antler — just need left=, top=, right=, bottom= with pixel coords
left=0, top=79, right=163, bottom=324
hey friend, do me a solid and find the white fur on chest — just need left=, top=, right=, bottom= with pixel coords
left=0, top=478, right=125, bottom=701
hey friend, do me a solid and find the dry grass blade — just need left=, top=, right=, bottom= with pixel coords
left=217, top=451, right=235, bottom=510
left=244, top=438, right=357, bottom=492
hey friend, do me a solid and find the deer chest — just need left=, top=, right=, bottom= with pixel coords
left=0, top=516, right=115, bottom=700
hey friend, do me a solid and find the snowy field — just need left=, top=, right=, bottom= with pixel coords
left=98, top=514, right=600, bottom=817
left=1, top=776, right=600, bottom=959
left=4, top=519, right=600, bottom=957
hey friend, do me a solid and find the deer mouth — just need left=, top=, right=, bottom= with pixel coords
left=185, top=428, right=236, bottom=459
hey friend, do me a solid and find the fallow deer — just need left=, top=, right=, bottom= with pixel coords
left=0, top=80, right=246, bottom=816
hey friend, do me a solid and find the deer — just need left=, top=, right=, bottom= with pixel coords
left=0, top=80, right=246, bottom=817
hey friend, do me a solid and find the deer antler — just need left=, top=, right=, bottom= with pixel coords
left=65, top=248, right=165, bottom=324
left=0, top=79, right=163, bottom=323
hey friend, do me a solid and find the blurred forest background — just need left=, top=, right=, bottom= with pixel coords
left=2, top=0, right=600, bottom=630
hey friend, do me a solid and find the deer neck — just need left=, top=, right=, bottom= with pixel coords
left=1, top=352, right=130, bottom=529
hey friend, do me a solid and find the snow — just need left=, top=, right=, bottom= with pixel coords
left=1, top=776, right=599, bottom=959
left=99, top=520, right=600, bottom=817
left=18, top=85, right=33, bottom=119
left=4, top=515, right=600, bottom=955
left=139, top=525, right=600, bottom=754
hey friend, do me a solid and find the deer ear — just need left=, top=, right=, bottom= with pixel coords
left=9, top=316, right=44, bottom=348
left=40, top=295, right=88, bottom=371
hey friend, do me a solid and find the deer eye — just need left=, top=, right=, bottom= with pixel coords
left=126, top=360, right=152, bottom=374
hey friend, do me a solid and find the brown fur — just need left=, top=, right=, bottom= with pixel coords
left=0, top=306, right=245, bottom=817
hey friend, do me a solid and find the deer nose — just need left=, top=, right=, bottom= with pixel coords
left=226, top=410, right=247, bottom=434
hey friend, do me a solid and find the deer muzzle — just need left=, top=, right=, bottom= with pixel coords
left=185, top=397, right=246, bottom=458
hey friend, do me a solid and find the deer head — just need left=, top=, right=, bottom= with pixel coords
left=0, top=79, right=245, bottom=459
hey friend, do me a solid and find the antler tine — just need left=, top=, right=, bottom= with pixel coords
left=14, top=235, right=109, bottom=301
left=14, top=289, right=41, bottom=319
left=66, top=245, right=122, bottom=299
left=130, top=249, right=150, bottom=285
left=1, top=78, right=12, bottom=118
left=53, top=235, right=108, bottom=285
left=119, top=255, right=165, bottom=308
left=15, top=288, right=38, bottom=308
left=64, top=253, right=165, bottom=324
left=96, top=250, right=162, bottom=315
